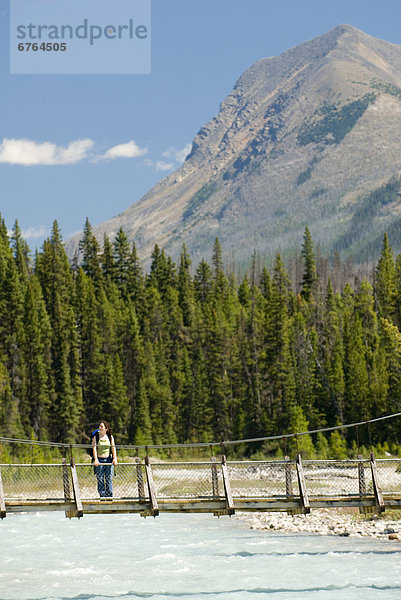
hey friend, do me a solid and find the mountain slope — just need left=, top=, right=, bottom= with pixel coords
left=67, top=24, right=401, bottom=265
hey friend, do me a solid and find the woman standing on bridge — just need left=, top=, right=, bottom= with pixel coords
left=92, top=421, right=118, bottom=498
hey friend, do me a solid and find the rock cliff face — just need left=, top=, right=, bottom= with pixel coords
left=67, top=24, right=401, bottom=265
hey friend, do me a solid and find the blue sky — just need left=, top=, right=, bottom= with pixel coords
left=1, top=0, right=401, bottom=250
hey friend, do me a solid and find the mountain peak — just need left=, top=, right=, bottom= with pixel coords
left=67, top=26, right=401, bottom=266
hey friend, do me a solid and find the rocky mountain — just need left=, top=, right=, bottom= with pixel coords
left=67, top=24, right=401, bottom=266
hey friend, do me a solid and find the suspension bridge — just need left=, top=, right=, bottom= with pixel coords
left=1, top=414, right=401, bottom=520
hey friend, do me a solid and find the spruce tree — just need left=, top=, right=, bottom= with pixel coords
left=379, top=318, right=401, bottom=427
left=344, top=314, right=370, bottom=423
left=375, top=233, right=396, bottom=321
left=133, top=376, right=153, bottom=446
left=75, top=268, right=104, bottom=426
left=394, top=253, right=401, bottom=331
left=178, top=244, right=195, bottom=328
left=78, top=218, right=102, bottom=282
left=101, top=234, right=116, bottom=281
left=113, top=227, right=131, bottom=295
left=300, top=226, right=317, bottom=302
left=126, top=241, right=145, bottom=308
left=319, top=280, right=345, bottom=424
left=263, top=254, right=295, bottom=430
left=36, top=222, right=83, bottom=442
left=11, top=220, right=31, bottom=281
left=194, top=259, right=213, bottom=305
left=21, top=278, right=51, bottom=439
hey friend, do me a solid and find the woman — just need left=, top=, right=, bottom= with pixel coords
left=92, top=421, right=118, bottom=498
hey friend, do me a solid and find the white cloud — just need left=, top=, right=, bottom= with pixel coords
left=145, top=142, right=191, bottom=173
left=96, top=140, right=148, bottom=161
left=162, top=143, right=192, bottom=164
left=0, top=137, right=187, bottom=170
left=0, top=138, right=94, bottom=165
left=21, top=225, right=49, bottom=239
left=145, top=158, right=175, bottom=172
left=7, top=225, right=48, bottom=241
left=156, top=160, right=175, bottom=171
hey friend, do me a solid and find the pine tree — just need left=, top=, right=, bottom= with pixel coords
left=212, top=237, right=228, bottom=298
left=300, top=226, right=317, bottom=302
left=288, top=405, right=315, bottom=458
left=78, top=218, right=102, bottom=282
left=148, top=245, right=176, bottom=297
left=291, top=312, right=320, bottom=429
left=98, top=354, right=130, bottom=442
left=0, top=223, right=27, bottom=438
left=329, top=430, right=348, bottom=459
left=120, top=301, right=144, bottom=440
left=394, top=253, right=401, bottom=331
left=133, top=376, right=153, bottom=446
left=315, top=432, right=330, bottom=458
left=126, top=241, right=145, bottom=307
left=11, top=220, right=31, bottom=281
left=0, top=254, right=26, bottom=432
left=262, top=254, right=295, bottom=430
left=259, top=266, right=271, bottom=302
left=237, top=263, right=265, bottom=439
left=75, top=268, right=103, bottom=426
left=186, top=307, right=213, bottom=441
left=343, top=314, right=370, bottom=423
left=318, top=280, right=345, bottom=424
left=36, top=222, right=82, bottom=442
left=113, top=227, right=131, bottom=295
left=101, top=234, right=116, bottom=281
left=178, top=244, right=195, bottom=328
left=375, top=233, right=396, bottom=321
left=21, top=278, right=52, bottom=439
left=379, top=318, right=401, bottom=422
left=355, top=279, right=387, bottom=421
left=194, top=259, right=213, bottom=305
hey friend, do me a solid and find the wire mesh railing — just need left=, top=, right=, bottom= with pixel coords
left=2, top=457, right=401, bottom=505
left=376, top=459, right=401, bottom=495
left=302, top=460, right=370, bottom=497
left=0, top=464, right=66, bottom=500
left=226, top=461, right=296, bottom=498
left=150, top=462, right=224, bottom=499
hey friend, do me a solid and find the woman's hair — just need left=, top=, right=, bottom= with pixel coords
left=100, top=421, right=112, bottom=436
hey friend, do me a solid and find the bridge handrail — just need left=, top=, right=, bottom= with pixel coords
left=1, top=457, right=401, bottom=467
left=1, top=457, right=401, bottom=511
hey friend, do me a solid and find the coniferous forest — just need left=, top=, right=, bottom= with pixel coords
left=1, top=216, right=401, bottom=459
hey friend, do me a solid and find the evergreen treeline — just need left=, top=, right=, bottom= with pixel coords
left=1, top=218, right=401, bottom=457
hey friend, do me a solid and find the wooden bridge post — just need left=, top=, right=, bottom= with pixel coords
left=135, top=457, right=146, bottom=500
left=0, top=466, right=6, bottom=519
left=210, top=456, right=219, bottom=498
left=357, top=454, right=372, bottom=515
left=285, top=456, right=300, bottom=515
left=62, top=458, right=71, bottom=499
left=142, top=454, right=159, bottom=517
left=285, top=456, right=293, bottom=496
left=67, top=457, right=83, bottom=519
left=370, top=452, right=385, bottom=514
left=221, top=455, right=235, bottom=516
left=295, top=453, right=310, bottom=514
left=62, top=457, right=73, bottom=519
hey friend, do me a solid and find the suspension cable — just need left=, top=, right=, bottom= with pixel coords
left=1, top=411, right=401, bottom=451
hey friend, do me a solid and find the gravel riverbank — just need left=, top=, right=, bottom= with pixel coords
left=237, top=509, right=401, bottom=540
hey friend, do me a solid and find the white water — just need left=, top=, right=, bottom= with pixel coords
left=1, top=512, right=401, bottom=600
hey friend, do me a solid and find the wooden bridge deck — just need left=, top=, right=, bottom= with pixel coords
left=1, top=453, right=401, bottom=519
